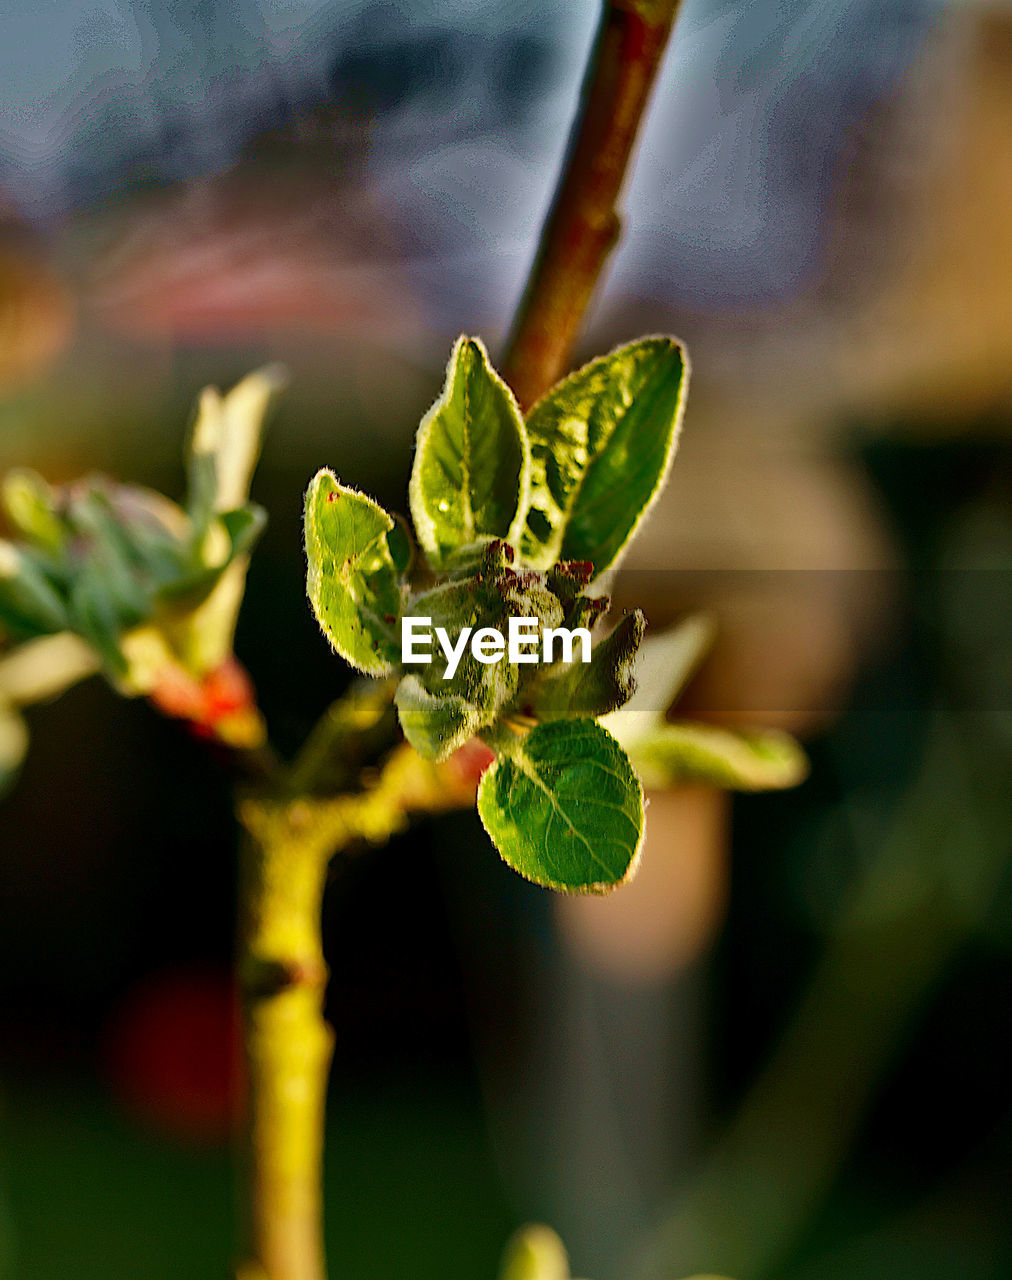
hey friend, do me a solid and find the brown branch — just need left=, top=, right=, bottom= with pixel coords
left=501, top=0, right=684, bottom=411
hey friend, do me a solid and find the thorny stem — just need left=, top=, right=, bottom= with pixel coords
left=234, top=3, right=685, bottom=1276
left=502, top=0, right=685, bottom=410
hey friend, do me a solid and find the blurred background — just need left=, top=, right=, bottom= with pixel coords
left=1, top=0, right=1010, bottom=1277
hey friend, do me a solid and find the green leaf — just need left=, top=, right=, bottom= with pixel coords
left=100, top=482, right=193, bottom=586
left=618, top=613, right=715, bottom=718
left=0, top=541, right=70, bottom=637
left=149, top=508, right=261, bottom=617
left=0, top=705, right=28, bottom=798
left=477, top=718, right=644, bottom=893
left=521, top=337, right=688, bottom=574
left=305, top=470, right=403, bottom=675
left=409, top=337, right=529, bottom=566
left=499, top=1226, right=570, bottom=1280
left=65, top=490, right=157, bottom=628
left=394, top=674, right=481, bottom=761
left=403, top=543, right=563, bottom=734
left=626, top=722, right=808, bottom=791
left=1, top=469, right=66, bottom=555
left=0, top=633, right=100, bottom=707
left=530, top=609, right=645, bottom=720
left=68, top=561, right=130, bottom=673
left=187, top=366, right=284, bottom=529
left=386, top=514, right=415, bottom=578
left=219, top=505, right=268, bottom=560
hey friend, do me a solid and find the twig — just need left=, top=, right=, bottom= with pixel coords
left=232, top=4, right=685, bottom=1274
left=237, top=829, right=333, bottom=1280
left=233, top=743, right=490, bottom=1280
left=502, top=0, right=685, bottom=410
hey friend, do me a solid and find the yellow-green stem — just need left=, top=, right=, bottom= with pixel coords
left=237, top=826, right=333, bottom=1280
left=232, top=747, right=476, bottom=1280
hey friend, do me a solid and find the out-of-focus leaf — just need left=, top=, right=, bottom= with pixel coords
left=0, top=373, right=277, bottom=737
left=478, top=718, right=643, bottom=892
left=1, top=469, right=65, bottom=555
left=181, top=502, right=269, bottom=673
left=521, top=337, right=687, bottom=574
left=409, top=336, right=529, bottom=566
left=0, top=541, right=69, bottom=636
left=0, top=704, right=28, bottom=798
left=0, top=632, right=102, bottom=800
left=499, top=1225, right=571, bottom=1280
left=625, top=721, right=808, bottom=791
left=219, top=505, right=267, bottom=560
left=116, top=626, right=178, bottom=696
left=0, top=633, right=100, bottom=706
left=187, top=365, right=284, bottom=525
left=305, top=470, right=403, bottom=675
left=65, top=490, right=154, bottom=626
left=177, top=369, right=281, bottom=674
left=619, top=613, right=715, bottom=719
left=69, top=560, right=130, bottom=673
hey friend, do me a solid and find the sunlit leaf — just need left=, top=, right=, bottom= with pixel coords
left=1, top=469, right=65, bottom=555
left=521, top=337, right=687, bottom=574
left=409, top=337, right=529, bottom=566
left=305, top=470, right=403, bottom=675
left=626, top=721, right=808, bottom=791
left=187, top=365, right=284, bottom=525
left=499, top=1225, right=571, bottom=1280
left=478, top=718, right=643, bottom=892
left=386, top=513, right=415, bottom=578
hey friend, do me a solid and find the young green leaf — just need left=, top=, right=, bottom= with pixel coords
left=0, top=633, right=100, bottom=707
left=477, top=718, right=644, bottom=893
left=1, top=469, right=66, bottom=555
left=305, top=470, right=403, bottom=676
left=404, top=577, right=521, bottom=722
left=187, top=366, right=284, bottom=530
left=0, top=705, right=28, bottom=798
left=530, top=609, right=645, bottom=720
left=618, top=613, right=715, bottom=718
left=394, top=675, right=481, bottom=761
left=521, top=337, right=688, bottom=574
left=626, top=722, right=808, bottom=791
left=409, top=337, right=529, bottom=566
left=0, top=541, right=70, bottom=637
left=401, top=542, right=563, bottom=739
left=69, top=560, right=131, bottom=673
left=386, top=514, right=415, bottom=578
left=499, top=1226, right=571, bottom=1280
